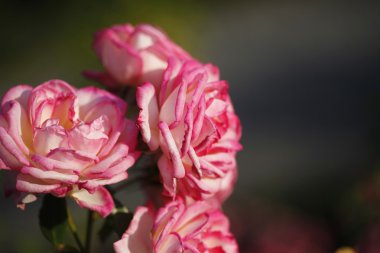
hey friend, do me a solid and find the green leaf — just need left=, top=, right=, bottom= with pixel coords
left=39, top=194, right=69, bottom=248
left=98, top=199, right=133, bottom=242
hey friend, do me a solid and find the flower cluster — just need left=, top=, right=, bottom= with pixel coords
left=0, top=23, right=242, bottom=252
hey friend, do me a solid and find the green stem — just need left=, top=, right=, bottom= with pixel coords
left=67, top=208, right=85, bottom=253
left=85, top=210, right=94, bottom=253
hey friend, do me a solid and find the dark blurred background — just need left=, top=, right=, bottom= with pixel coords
left=0, top=0, right=379, bottom=252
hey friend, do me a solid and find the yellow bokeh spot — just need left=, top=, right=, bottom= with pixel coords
left=335, top=247, right=357, bottom=253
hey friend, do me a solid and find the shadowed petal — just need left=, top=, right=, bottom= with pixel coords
left=71, top=186, right=114, bottom=217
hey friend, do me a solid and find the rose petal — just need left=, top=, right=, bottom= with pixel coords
left=84, top=143, right=129, bottom=175
left=33, top=123, right=67, bottom=156
left=99, top=31, right=142, bottom=83
left=97, top=120, right=123, bottom=158
left=77, top=86, right=126, bottom=119
left=16, top=174, right=61, bottom=193
left=114, top=206, right=154, bottom=253
left=155, top=232, right=183, bottom=253
left=47, top=148, right=96, bottom=172
left=136, top=83, right=160, bottom=150
left=68, top=118, right=108, bottom=154
left=158, top=121, right=185, bottom=178
left=158, top=156, right=177, bottom=197
left=3, top=100, right=32, bottom=154
left=81, top=172, right=128, bottom=191
left=100, top=151, right=139, bottom=178
left=71, top=186, right=114, bottom=217
left=139, top=49, right=168, bottom=85
left=1, top=85, right=32, bottom=108
left=16, top=193, right=38, bottom=210
left=0, top=127, right=29, bottom=168
left=21, top=166, right=78, bottom=184
left=119, top=119, right=139, bottom=151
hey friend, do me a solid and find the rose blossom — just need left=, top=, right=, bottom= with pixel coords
left=137, top=58, right=242, bottom=202
left=0, top=80, right=139, bottom=216
left=114, top=199, right=238, bottom=253
left=85, top=23, right=191, bottom=87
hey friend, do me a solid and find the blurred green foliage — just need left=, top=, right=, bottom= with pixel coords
left=0, top=0, right=212, bottom=89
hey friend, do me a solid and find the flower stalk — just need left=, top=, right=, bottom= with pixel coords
left=85, top=211, right=94, bottom=253
left=67, top=208, right=85, bottom=253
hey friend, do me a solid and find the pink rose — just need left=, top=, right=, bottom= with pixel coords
left=0, top=80, right=139, bottom=217
left=85, top=24, right=191, bottom=87
left=114, top=199, right=238, bottom=253
left=137, top=58, right=242, bottom=202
